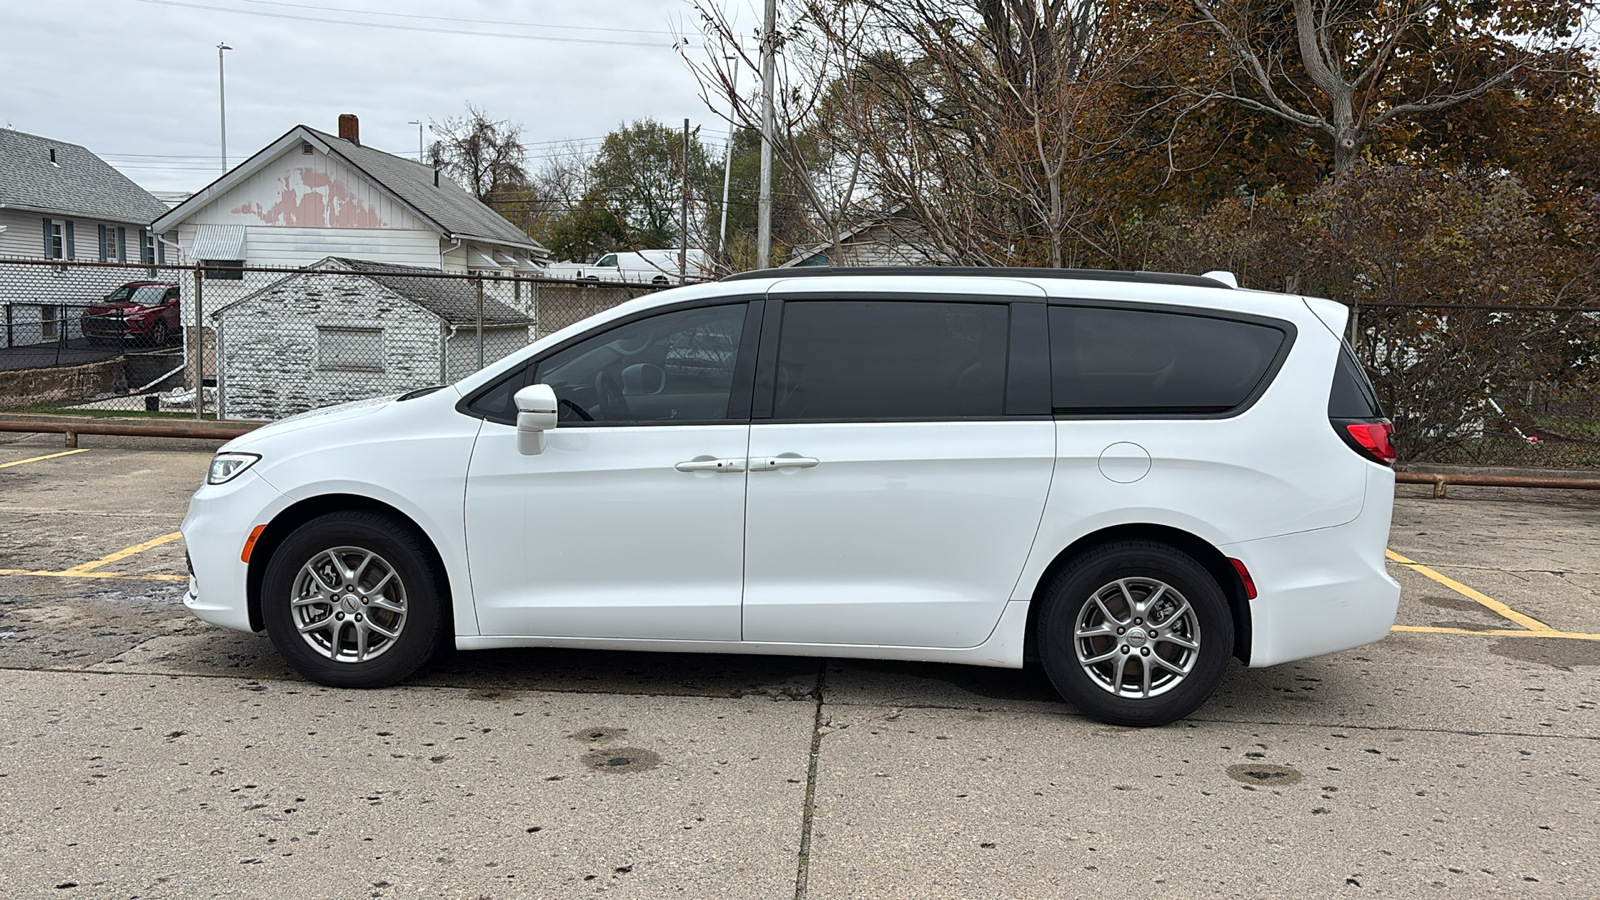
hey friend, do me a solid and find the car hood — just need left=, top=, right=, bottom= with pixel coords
left=225, top=395, right=399, bottom=448
left=87, top=301, right=160, bottom=314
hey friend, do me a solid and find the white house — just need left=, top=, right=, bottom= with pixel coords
left=152, top=114, right=548, bottom=290
left=0, top=128, right=172, bottom=346
left=212, top=257, right=534, bottom=420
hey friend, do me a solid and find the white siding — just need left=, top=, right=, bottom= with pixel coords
left=0, top=209, right=153, bottom=262
left=443, top=325, right=534, bottom=382
left=234, top=226, right=440, bottom=269
left=189, top=145, right=430, bottom=232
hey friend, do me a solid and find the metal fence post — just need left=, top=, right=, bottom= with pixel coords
left=193, top=262, right=205, bottom=419
left=475, top=277, right=484, bottom=371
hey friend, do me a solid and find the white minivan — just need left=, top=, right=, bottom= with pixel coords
left=182, top=267, right=1400, bottom=725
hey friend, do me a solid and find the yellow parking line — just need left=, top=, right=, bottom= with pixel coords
left=58, top=532, right=184, bottom=575
left=1385, top=549, right=1554, bottom=632
left=0, top=568, right=186, bottom=582
left=1392, top=625, right=1600, bottom=641
left=0, top=448, right=90, bottom=470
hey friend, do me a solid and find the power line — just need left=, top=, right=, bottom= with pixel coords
left=233, top=0, right=678, bottom=36
left=133, top=0, right=677, bottom=48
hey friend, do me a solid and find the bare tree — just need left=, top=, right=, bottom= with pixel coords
left=427, top=104, right=529, bottom=203
left=682, top=1, right=872, bottom=266
left=1183, top=0, right=1597, bottom=176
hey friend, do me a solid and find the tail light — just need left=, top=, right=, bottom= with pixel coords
left=1336, top=419, right=1396, bottom=466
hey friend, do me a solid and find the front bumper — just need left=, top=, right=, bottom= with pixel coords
left=180, top=469, right=287, bottom=633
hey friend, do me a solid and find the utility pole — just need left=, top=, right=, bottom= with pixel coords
left=217, top=43, right=232, bottom=172
left=681, top=118, right=691, bottom=284
left=757, top=0, right=776, bottom=270
left=718, top=61, right=739, bottom=259
left=408, top=120, right=424, bottom=160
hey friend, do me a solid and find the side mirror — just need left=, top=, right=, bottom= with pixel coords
left=514, top=383, right=558, bottom=455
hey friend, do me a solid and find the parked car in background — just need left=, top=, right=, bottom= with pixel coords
left=540, top=250, right=714, bottom=285
left=81, top=282, right=181, bottom=347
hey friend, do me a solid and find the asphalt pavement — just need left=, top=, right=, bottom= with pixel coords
left=1, top=432, right=1596, bottom=899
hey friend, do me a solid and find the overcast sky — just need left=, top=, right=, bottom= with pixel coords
left=1, top=0, right=753, bottom=194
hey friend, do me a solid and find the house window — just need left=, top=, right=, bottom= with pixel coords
left=317, top=326, right=385, bottom=372
left=202, top=259, right=244, bottom=280
left=100, top=225, right=125, bottom=262
left=44, top=219, right=68, bottom=259
left=142, top=230, right=155, bottom=265
left=40, top=305, right=59, bottom=341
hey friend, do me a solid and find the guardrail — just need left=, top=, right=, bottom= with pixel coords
left=0, top=413, right=259, bottom=446
left=1395, top=468, right=1600, bottom=497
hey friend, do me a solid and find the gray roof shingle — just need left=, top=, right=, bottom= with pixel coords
left=304, top=128, right=545, bottom=254
left=0, top=128, right=168, bottom=224
left=330, top=257, right=532, bottom=326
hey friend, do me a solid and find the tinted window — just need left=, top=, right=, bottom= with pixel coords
left=773, top=301, right=1008, bottom=419
left=1049, top=306, right=1286, bottom=413
left=1328, top=343, right=1385, bottom=419
left=531, top=303, right=745, bottom=424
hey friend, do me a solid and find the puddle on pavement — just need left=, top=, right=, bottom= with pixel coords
left=1226, top=763, right=1303, bottom=786
left=569, top=726, right=628, bottom=745
left=1490, top=637, right=1600, bottom=670
left=580, top=747, right=661, bottom=773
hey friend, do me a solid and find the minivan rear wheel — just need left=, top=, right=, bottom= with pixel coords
left=1038, top=541, right=1233, bottom=726
left=262, top=511, right=445, bottom=688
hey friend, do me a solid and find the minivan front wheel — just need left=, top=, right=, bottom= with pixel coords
left=1039, top=541, right=1233, bottom=726
left=262, top=511, right=445, bottom=688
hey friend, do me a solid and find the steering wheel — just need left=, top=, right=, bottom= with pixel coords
left=558, top=397, right=593, bottom=421
left=594, top=371, right=629, bottom=420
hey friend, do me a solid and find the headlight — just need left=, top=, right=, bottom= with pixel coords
left=207, top=452, right=261, bottom=485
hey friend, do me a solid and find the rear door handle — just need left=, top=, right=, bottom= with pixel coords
left=675, top=456, right=746, bottom=473
left=752, top=454, right=819, bottom=472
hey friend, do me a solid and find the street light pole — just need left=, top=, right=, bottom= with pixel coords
left=217, top=43, right=232, bottom=172
left=408, top=120, right=424, bottom=160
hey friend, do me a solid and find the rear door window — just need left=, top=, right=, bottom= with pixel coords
left=1049, top=305, right=1288, bottom=414
left=771, top=300, right=1009, bottom=420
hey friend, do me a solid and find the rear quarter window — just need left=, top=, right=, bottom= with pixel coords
left=1049, top=305, right=1290, bottom=415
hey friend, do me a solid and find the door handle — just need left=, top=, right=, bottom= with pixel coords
left=674, top=456, right=746, bottom=473
left=751, top=454, right=819, bottom=472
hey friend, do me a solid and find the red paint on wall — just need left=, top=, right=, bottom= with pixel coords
left=230, top=167, right=387, bottom=228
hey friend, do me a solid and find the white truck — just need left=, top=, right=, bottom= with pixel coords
left=540, top=249, right=714, bottom=285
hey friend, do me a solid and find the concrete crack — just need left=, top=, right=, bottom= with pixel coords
left=793, top=661, right=827, bottom=900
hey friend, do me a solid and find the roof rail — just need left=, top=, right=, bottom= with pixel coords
left=721, top=265, right=1234, bottom=290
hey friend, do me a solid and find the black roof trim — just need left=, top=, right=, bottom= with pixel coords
left=721, top=266, right=1233, bottom=290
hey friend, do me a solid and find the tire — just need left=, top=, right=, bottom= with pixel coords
left=261, top=511, right=447, bottom=688
left=148, top=321, right=169, bottom=348
left=1037, top=540, right=1233, bottom=727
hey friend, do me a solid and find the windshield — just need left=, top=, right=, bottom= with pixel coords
left=103, top=285, right=168, bottom=306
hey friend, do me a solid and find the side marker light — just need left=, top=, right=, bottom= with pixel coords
left=240, top=525, right=267, bottom=563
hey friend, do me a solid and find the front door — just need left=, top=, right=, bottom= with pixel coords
left=465, top=302, right=757, bottom=640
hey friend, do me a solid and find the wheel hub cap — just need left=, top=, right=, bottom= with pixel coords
left=289, top=546, right=408, bottom=664
left=1073, top=577, right=1200, bottom=699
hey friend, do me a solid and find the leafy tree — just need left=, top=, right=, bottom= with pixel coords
left=427, top=104, right=540, bottom=235
left=587, top=119, right=719, bottom=250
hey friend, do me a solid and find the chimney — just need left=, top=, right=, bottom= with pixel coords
left=338, top=114, right=360, bottom=146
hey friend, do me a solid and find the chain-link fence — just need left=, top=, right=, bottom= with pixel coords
left=0, top=256, right=659, bottom=420
left=4, top=256, right=1595, bottom=469
left=1352, top=301, right=1600, bottom=470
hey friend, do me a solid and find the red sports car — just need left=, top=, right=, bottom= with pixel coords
left=81, top=282, right=181, bottom=347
